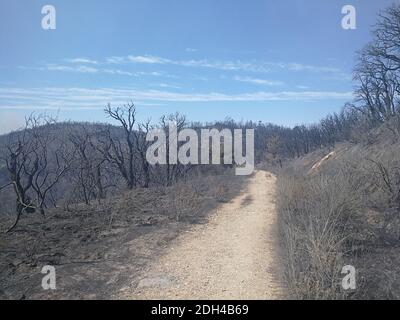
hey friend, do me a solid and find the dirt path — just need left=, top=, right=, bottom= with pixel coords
left=119, top=170, right=284, bottom=299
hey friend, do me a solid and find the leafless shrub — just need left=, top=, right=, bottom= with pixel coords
left=367, top=157, right=400, bottom=211
left=213, top=184, right=229, bottom=202
left=168, top=182, right=201, bottom=221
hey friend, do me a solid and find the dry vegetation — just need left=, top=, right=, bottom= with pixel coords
left=0, top=169, right=247, bottom=299
left=277, top=120, right=400, bottom=299
left=2, top=2, right=400, bottom=302
left=275, top=3, right=400, bottom=300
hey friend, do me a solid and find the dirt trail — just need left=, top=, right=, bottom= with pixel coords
left=119, top=170, right=284, bottom=299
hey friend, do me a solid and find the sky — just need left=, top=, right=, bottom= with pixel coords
left=0, top=0, right=397, bottom=133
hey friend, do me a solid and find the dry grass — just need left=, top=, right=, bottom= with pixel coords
left=277, top=139, right=400, bottom=299
left=277, top=169, right=363, bottom=299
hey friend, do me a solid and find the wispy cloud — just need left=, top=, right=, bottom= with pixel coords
left=20, top=64, right=175, bottom=78
left=233, top=76, right=284, bottom=86
left=285, top=63, right=340, bottom=73
left=296, top=85, right=309, bottom=89
left=104, top=54, right=350, bottom=78
left=46, top=64, right=99, bottom=73
left=127, top=55, right=169, bottom=64
left=0, top=86, right=353, bottom=111
left=115, top=55, right=271, bottom=72
left=66, top=58, right=98, bottom=64
left=18, top=64, right=99, bottom=74
left=20, top=55, right=350, bottom=85
left=155, top=83, right=182, bottom=89
left=105, top=56, right=126, bottom=64
left=103, top=69, right=134, bottom=76
left=179, top=59, right=269, bottom=72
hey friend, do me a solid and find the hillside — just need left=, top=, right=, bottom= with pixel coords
left=0, top=169, right=248, bottom=299
left=277, top=120, right=400, bottom=299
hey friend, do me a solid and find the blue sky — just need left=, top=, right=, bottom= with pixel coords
left=0, top=0, right=396, bottom=133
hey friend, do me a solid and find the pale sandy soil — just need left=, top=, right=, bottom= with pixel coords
left=118, top=170, right=284, bottom=299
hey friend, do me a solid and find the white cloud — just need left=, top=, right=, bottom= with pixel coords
left=127, top=55, right=169, bottom=64
left=0, top=86, right=353, bottom=111
left=106, top=56, right=126, bottom=64
left=76, top=66, right=99, bottom=73
left=104, top=54, right=348, bottom=77
left=66, top=58, right=98, bottom=64
left=19, top=62, right=175, bottom=79
left=46, top=64, right=99, bottom=73
left=105, top=55, right=170, bottom=65
left=103, top=69, right=134, bottom=76
left=156, top=83, right=181, bottom=89
left=23, top=54, right=350, bottom=85
left=177, top=59, right=270, bottom=72
left=234, top=76, right=284, bottom=86
left=286, top=63, right=340, bottom=73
